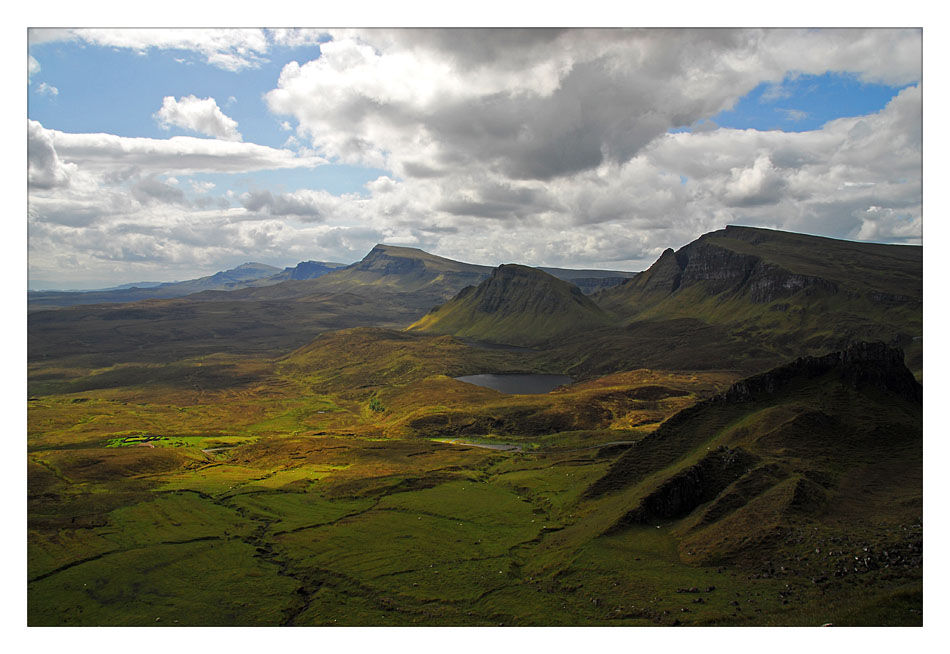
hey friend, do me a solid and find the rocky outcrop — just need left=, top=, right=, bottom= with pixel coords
left=585, top=342, right=920, bottom=500
left=607, top=446, right=759, bottom=531
left=350, top=245, right=429, bottom=276
left=619, top=247, right=684, bottom=295
left=628, top=239, right=838, bottom=304
left=721, top=341, right=921, bottom=404
left=675, top=241, right=760, bottom=294
left=745, top=262, right=838, bottom=303
left=273, top=260, right=344, bottom=281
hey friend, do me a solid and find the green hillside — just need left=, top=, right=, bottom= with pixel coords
left=409, top=264, right=616, bottom=346
left=595, top=226, right=922, bottom=375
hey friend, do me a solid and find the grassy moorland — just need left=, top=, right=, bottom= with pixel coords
left=27, top=228, right=922, bottom=626
left=27, top=327, right=921, bottom=626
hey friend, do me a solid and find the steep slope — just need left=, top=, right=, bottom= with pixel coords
left=595, top=225, right=922, bottom=374
left=408, top=264, right=616, bottom=346
left=579, top=341, right=921, bottom=564
left=311, top=244, right=493, bottom=301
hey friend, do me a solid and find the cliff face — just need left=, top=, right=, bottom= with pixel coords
left=594, top=226, right=922, bottom=374
left=721, top=341, right=922, bottom=404
left=585, top=341, right=920, bottom=501
left=613, top=237, right=839, bottom=306
left=602, top=225, right=921, bottom=311
left=677, top=241, right=838, bottom=303
left=350, top=245, right=429, bottom=276
left=279, top=261, right=345, bottom=281
left=580, top=341, right=921, bottom=563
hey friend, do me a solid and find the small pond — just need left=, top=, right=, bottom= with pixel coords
left=453, top=373, right=574, bottom=395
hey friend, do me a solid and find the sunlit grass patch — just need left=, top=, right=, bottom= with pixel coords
left=493, top=460, right=611, bottom=516
left=109, top=491, right=257, bottom=541
left=29, top=491, right=256, bottom=580
left=28, top=539, right=297, bottom=626
left=226, top=491, right=374, bottom=532
left=154, top=464, right=266, bottom=494
left=376, top=479, right=536, bottom=527
left=275, top=506, right=540, bottom=583
left=376, top=555, right=514, bottom=602
left=231, top=463, right=353, bottom=491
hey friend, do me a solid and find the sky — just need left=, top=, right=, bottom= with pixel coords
left=26, top=26, right=923, bottom=289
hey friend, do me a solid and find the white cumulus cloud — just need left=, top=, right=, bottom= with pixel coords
left=155, top=95, right=243, bottom=141
left=36, top=82, right=59, bottom=96
left=26, top=28, right=923, bottom=286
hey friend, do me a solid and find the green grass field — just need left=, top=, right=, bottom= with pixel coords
left=27, top=322, right=922, bottom=626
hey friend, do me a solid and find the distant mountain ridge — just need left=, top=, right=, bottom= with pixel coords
left=271, top=260, right=348, bottom=281
left=28, top=262, right=282, bottom=309
left=27, top=260, right=346, bottom=309
left=28, top=226, right=923, bottom=393
left=29, top=242, right=637, bottom=311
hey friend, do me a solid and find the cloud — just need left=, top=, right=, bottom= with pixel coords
left=155, top=95, right=243, bottom=141
left=723, top=155, right=788, bottom=207
left=36, top=82, right=59, bottom=96
left=31, top=121, right=325, bottom=176
left=28, top=54, right=40, bottom=77
left=31, top=28, right=272, bottom=71
left=239, top=188, right=352, bottom=222
left=28, top=120, right=77, bottom=189
left=27, top=29, right=922, bottom=286
left=132, top=174, right=188, bottom=206
left=191, top=180, right=216, bottom=194
left=28, top=28, right=332, bottom=73
left=778, top=108, right=808, bottom=122
left=265, top=28, right=920, bottom=187
left=266, top=29, right=329, bottom=48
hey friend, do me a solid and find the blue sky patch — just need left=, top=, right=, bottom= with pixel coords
left=711, top=72, right=912, bottom=133
left=28, top=40, right=324, bottom=148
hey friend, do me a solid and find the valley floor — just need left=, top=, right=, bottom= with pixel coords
left=26, top=337, right=922, bottom=626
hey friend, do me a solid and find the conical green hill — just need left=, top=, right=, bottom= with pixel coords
left=408, top=263, right=615, bottom=346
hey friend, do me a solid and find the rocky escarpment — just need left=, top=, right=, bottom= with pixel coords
left=272, top=260, right=345, bottom=281
left=598, top=225, right=921, bottom=315
left=585, top=342, right=920, bottom=500
left=607, top=446, right=759, bottom=531
left=670, top=240, right=837, bottom=304
left=721, top=341, right=921, bottom=404
left=349, top=245, right=430, bottom=276
left=611, top=247, right=683, bottom=295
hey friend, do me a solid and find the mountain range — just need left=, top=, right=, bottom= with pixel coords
left=28, top=244, right=636, bottom=311
left=27, top=260, right=347, bottom=309
left=27, top=224, right=924, bottom=626
left=28, top=226, right=922, bottom=381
